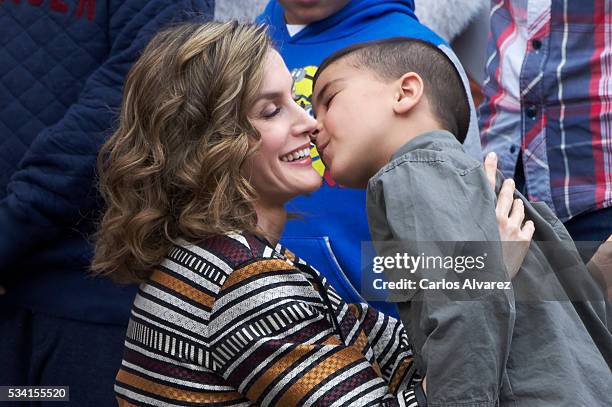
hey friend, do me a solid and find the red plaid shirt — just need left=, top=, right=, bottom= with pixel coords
left=479, top=0, right=612, bottom=221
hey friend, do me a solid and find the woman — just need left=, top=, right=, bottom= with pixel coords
left=93, top=21, right=529, bottom=406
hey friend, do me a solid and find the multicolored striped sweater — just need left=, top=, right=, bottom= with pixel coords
left=114, top=232, right=425, bottom=406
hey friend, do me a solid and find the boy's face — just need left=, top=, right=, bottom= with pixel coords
left=312, top=59, right=393, bottom=188
left=279, top=0, right=352, bottom=24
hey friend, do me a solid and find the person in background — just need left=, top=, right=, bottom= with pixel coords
left=478, top=0, right=612, bottom=353
left=414, top=0, right=490, bottom=106
left=0, top=1, right=214, bottom=404
left=414, top=0, right=488, bottom=45
left=479, top=0, right=612, bottom=245
left=215, top=0, right=268, bottom=21
left=256, top=0, right=486, bottom=317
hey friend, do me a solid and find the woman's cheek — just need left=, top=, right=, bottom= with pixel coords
left=264, top=129, right=288, bottom=154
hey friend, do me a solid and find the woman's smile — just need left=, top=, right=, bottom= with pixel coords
left=279, top=143, right=312, bottom=164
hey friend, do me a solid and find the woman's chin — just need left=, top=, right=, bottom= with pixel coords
left=300, top=179, right=323, bottom=196
left=290, top=173, right=323, bottom=197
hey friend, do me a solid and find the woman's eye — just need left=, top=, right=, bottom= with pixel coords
left=262, top=105, right=281, bottom=118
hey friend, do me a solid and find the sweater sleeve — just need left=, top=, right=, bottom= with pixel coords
left=347, top=303, right=421, bottom=391
left=207, top=258, right=424, bottom=406
left=0, top=0, right=213, bottom=272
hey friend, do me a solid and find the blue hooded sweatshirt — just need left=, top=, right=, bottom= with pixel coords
left=257, top=0, right=482, bottom=317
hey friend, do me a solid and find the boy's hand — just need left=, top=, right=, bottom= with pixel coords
left=484, top=152, right=535, bottom=279
left=587, top=235, right=612, bottom=300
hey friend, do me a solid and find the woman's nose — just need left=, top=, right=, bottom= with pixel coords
left=292, top=103, right=318, bottom=136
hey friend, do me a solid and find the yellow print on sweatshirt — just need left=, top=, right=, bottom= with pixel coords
left=291, top=66, right=336, bottom=186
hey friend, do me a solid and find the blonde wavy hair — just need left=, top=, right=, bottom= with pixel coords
left=92, top=21, right=271, bottom=283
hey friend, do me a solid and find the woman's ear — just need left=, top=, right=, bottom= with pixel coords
left=393, top=72, right=424, bottom=115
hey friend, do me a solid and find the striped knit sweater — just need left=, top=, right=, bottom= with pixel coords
left=115, top=232, right=425, bottom=406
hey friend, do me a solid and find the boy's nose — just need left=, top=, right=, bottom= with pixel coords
left=313, top=120, right=325, bottom=139
left=311, top=124, right=329, bottom=150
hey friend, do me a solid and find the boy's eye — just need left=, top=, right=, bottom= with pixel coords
left=325, top=91, right=338, bottom=108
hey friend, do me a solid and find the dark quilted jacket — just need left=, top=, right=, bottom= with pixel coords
left=0, top=0, right=214, bottom=324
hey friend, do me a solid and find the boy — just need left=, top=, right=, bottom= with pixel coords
left=312, top=38, right=612, bottom=406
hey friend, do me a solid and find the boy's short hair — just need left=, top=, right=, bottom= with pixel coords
left=314, top=38, right=470, bottom=143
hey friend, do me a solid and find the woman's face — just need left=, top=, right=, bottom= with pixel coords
left=244, top=50, right=321, bottom=205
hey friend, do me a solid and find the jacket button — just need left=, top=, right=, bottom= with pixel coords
left=532, top=39, right=542, bottom=50
left=526, top=106, right=537, bottom=119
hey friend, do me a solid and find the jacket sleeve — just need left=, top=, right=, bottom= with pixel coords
left=207, top=258, right=424, bottom=406
left=0, top=0, right=213, bottom=272
left=367, top=156, right=515, bottom=406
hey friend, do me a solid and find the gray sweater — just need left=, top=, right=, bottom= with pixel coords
left=366, top=130, right=612, bottom=406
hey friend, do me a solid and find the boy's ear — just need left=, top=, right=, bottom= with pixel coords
left=393, top=72, right=424, bottom=115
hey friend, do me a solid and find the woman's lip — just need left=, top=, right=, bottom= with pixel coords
left=282, top=142, right=312, bottom=157
left=283, top=155, right=312, bottom=166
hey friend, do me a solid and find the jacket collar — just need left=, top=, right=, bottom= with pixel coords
left=391, top=129, right=460, bottom=160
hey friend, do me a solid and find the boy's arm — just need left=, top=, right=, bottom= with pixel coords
left=367, top=157, right=515, bottom=406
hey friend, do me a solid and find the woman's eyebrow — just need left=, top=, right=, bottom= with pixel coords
left=255, top=80, right=296, bottom=103
left=254, top=91, right=283, bottom=103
